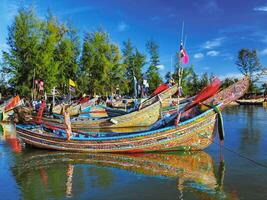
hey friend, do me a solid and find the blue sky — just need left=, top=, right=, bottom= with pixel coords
left=1, top=0, right=267, bottom=80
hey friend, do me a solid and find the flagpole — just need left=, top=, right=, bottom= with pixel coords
left=171, top=55, right=173, bottom=75
left=181, top=21, right=184, bottom=45
left=184, top=35, right=187, bottom=49
left=176, top=22, right=185, bottom=122
left=32, top=68, right=35, bottom=101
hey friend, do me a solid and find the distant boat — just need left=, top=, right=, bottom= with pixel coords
left=236, top=98, right=264, bottom=105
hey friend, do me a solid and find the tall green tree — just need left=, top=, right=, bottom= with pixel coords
left=79, top=30, right=124, bottom=95
left=37, top=14, right=61, bottom=92
left=122, top=39, right=134, bottom=81
left=172, top=65, right=212, bottom=96
left=236, top=48, right=263, bottom=92
left=2, top=8, right=79, bottom=96
left=106, top=44, right=127, bottom=95
left=199, top=72, right=209, bottom=89
left=55, top=24, right=80, bottom=92
left=2, top=7, right=42, bottom=95
left=261, top=83, right=267, bottom=95
left=122, top=39, right=134, bottom=94
left=122, top=40, right=146, bottom=96
left=145, top=40, right=162, bottom=93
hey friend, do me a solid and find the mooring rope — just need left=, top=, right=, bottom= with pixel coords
left=212, top=140, right=267, bottom=169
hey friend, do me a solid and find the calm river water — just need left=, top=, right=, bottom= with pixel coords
left=0, top=105, right=267, bottom=200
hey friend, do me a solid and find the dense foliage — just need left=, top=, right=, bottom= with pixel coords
left=236, top=48, right=264, bottom=93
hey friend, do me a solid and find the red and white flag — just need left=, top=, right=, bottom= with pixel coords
left=179, top=43, right=189, bottom=64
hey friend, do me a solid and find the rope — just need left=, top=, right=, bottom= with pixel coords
left=212, top=140, right=267, bottom=169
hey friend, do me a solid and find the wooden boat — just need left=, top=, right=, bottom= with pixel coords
left=50, top=84, right=179, bottom=121
left=0, top=96, right=23, bottom=122
left=16, top=76, right=249, bottom=153
left=41, top=84, right=180, bottom=130
left=139, top=83, right=179, bottom=109
left=26, top=99, right=162, bottom=134
left=236, top=98, right=264, bottom=105
left=53, top=103, right=81, bottom=116
left=12, top=151, right=225, bottom=199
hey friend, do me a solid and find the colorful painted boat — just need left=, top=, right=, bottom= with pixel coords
left=41, top=84, right=180, bottom=130
left=0, top=96, right=23, bottom=122
left=12, top=151, right=226, bottom=199
left=16, top=76, right=249, bottom=153
left=27, top=99, right=162, bottom=134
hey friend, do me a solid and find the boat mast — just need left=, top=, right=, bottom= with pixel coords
left=32, top=68, right=35, bottom=101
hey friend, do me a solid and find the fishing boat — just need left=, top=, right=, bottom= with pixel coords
left=15, top=76, right=249, bottom=153
left=236, top=98, right=264, bottom=105
left=54, top=83, right=179, bottom=119
left=39, top=83, right=180, bottom=130
left=12, top=151, right=226, bottom=199
left=0, top=96, right=23, bottom=122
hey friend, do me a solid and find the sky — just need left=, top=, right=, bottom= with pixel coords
left=1, top=0, right=267, bottom=81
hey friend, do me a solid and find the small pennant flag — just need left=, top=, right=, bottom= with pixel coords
left=179, top=43, right=189, bottom=64
left=69, top=86, right=76, bottom=93
left=69, top=79, right=76, bottom=88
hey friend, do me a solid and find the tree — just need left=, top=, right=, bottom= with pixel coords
left=2, top=8, right=79, bottom=96
left=37, top=13, right=62, bottom=92
left=199, top=72, right=209, bottom=89
left=221, top=77, right=238, bottom=89
left=122, top=39, right=134, bottom=83
left=55, top=24, right=80, bottom=92
left=145, top=40, right=162, bottom=93
left=261, top=83, right=267, bottom=95
left=236, top=49, right=263, bottom=92
left=79, top=30, right=125, bottom=95
left=146, top=40, right=160, bottom=66
left=2, top=7, right=42, bottom=95
left=172, top=65, right=213, bottom=96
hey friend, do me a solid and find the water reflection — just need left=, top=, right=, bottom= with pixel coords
left=239, top=106, right=261, bottom=154
left=10, top=150, right=227, bottom=199
left=0, top=123, right=22, bottom=153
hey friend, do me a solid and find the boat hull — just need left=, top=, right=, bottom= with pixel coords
left=16, top=109, right=217, bottom=153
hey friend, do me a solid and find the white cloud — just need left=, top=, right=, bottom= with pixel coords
left=202, top=37, right=225, bottom=49
left=207, top=50, right=220, bottom=56
left=203, top=66, right=210, bottom=70
left=194, top=53, right=204, bottom=59
left=254, top=6, right=267, bottom=12
left=260, top=48, right=267, bottom=55
left=117, top=21, right=128, bottom=32
left=156, top=64, right=165, bottom=70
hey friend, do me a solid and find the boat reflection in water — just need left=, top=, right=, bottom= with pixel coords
left=0, top=123, right=22, bottom=153
left=12, top=150, right=227, bottom=199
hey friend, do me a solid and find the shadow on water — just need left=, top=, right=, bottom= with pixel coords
left=0, top=123, right=231, bottom=200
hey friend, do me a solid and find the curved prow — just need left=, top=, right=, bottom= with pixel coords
left=184, top=77, right=221, bottom=111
